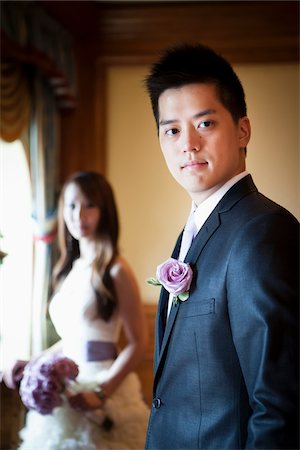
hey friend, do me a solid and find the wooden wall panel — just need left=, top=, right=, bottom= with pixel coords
left=119, top=303, right=157, bottom=406
left=95, top=1, right=299, bottom=64
left=58, top=43, right=105, bottom=182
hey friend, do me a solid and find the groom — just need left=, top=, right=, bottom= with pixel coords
left=144, top=44, right=299, bottom=450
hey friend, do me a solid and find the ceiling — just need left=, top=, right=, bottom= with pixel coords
left=39, top=1, right=299, bottom=64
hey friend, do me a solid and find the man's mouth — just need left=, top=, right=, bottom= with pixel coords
left=181, top=160, right=208, bottom=169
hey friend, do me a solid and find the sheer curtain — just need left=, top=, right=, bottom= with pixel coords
left=0, top=1, right=77, bottom=355
left=29, top=71, right=60, bottom=353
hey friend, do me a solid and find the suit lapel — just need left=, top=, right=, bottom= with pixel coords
left=153, top=175, right=258, bottom=390
left=183, top=175, right=257, bottom=267
left=185, top=211, right=221, bottom=263
left=155, top=234, right=182, bottom=357
left=159, top=212, right=220, bottom=347
left=156, top=289, right=168, bottom=354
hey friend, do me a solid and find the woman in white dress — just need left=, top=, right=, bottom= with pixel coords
left=6, top=171, right=150, bottom=450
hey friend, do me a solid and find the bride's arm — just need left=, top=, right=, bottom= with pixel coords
left=100, top=256, right=148, bottom=397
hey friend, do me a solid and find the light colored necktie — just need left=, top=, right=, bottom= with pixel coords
left=178, top=209, right=197, bottom=261
left=167, top=209, right=197, bottom=318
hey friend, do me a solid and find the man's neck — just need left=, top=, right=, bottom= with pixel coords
left=192, top=171, right=248, bottom=206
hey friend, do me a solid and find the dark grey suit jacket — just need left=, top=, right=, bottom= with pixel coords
left=145, top=175, right=299, bottom=450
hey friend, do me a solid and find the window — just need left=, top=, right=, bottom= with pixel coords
left=0, top=138, right=33, bottom=369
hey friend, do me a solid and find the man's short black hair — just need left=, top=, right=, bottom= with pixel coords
left=145, top=43, right=247, bottom=128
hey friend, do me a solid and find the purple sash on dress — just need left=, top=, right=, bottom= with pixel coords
left=85, top=341, right=118, bottom=362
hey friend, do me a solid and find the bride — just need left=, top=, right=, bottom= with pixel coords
left=5, top=171, right=149, bottom=450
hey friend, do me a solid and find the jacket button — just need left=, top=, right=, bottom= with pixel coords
left=152, top=398, right=161, bottom=409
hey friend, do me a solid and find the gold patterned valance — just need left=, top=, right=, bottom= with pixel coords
left=0, top=60, right=31, bottom=142
left=1, top=1, right=77, bottom=108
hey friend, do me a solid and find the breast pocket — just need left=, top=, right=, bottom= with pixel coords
left=179, top=298, right=215, bottom=318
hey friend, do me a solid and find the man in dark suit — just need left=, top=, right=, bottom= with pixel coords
left=144, top=44, right=299, bottom=450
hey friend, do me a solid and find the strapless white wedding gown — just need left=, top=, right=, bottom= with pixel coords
left=19, top=258, right=150, bottom=450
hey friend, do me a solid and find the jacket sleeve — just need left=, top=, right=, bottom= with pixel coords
left=226, top=210, right=299, bottom=449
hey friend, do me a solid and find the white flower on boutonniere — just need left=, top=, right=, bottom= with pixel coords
left=147, top=258, right=193, bottom=305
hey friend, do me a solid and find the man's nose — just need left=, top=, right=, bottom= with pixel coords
left=181, top=128, right=201, bottom=153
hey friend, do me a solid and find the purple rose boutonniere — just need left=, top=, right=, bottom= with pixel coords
left=147, top=258, right=193, bottom=306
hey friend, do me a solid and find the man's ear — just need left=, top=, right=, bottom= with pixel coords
left=239, top=116, right=251, bottom=149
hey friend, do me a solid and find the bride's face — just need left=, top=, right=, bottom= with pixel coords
left=63, top=182, right=101, bottom=241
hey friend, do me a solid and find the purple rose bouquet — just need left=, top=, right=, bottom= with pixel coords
left=19, top=353, right=79, bottom=415
left=147, top=257, right=193, bottom=305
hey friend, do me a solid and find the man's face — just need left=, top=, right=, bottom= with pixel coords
left=158, top=83, right=251, bottom=204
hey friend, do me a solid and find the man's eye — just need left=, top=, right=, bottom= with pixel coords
left=166, top=128, right=179, bottom=136
left=199, top=120, right=213, bottom=129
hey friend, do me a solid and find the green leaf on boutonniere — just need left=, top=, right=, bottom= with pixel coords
left=178, top=292, right=189, bottom=302
left=146, top=277, right=161, bottom=286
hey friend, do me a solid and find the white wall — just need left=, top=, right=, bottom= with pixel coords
left=106, top=64, right=299, bottom=304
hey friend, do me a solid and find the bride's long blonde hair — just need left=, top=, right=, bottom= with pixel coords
left=53, top=171, right=119, bottom=321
